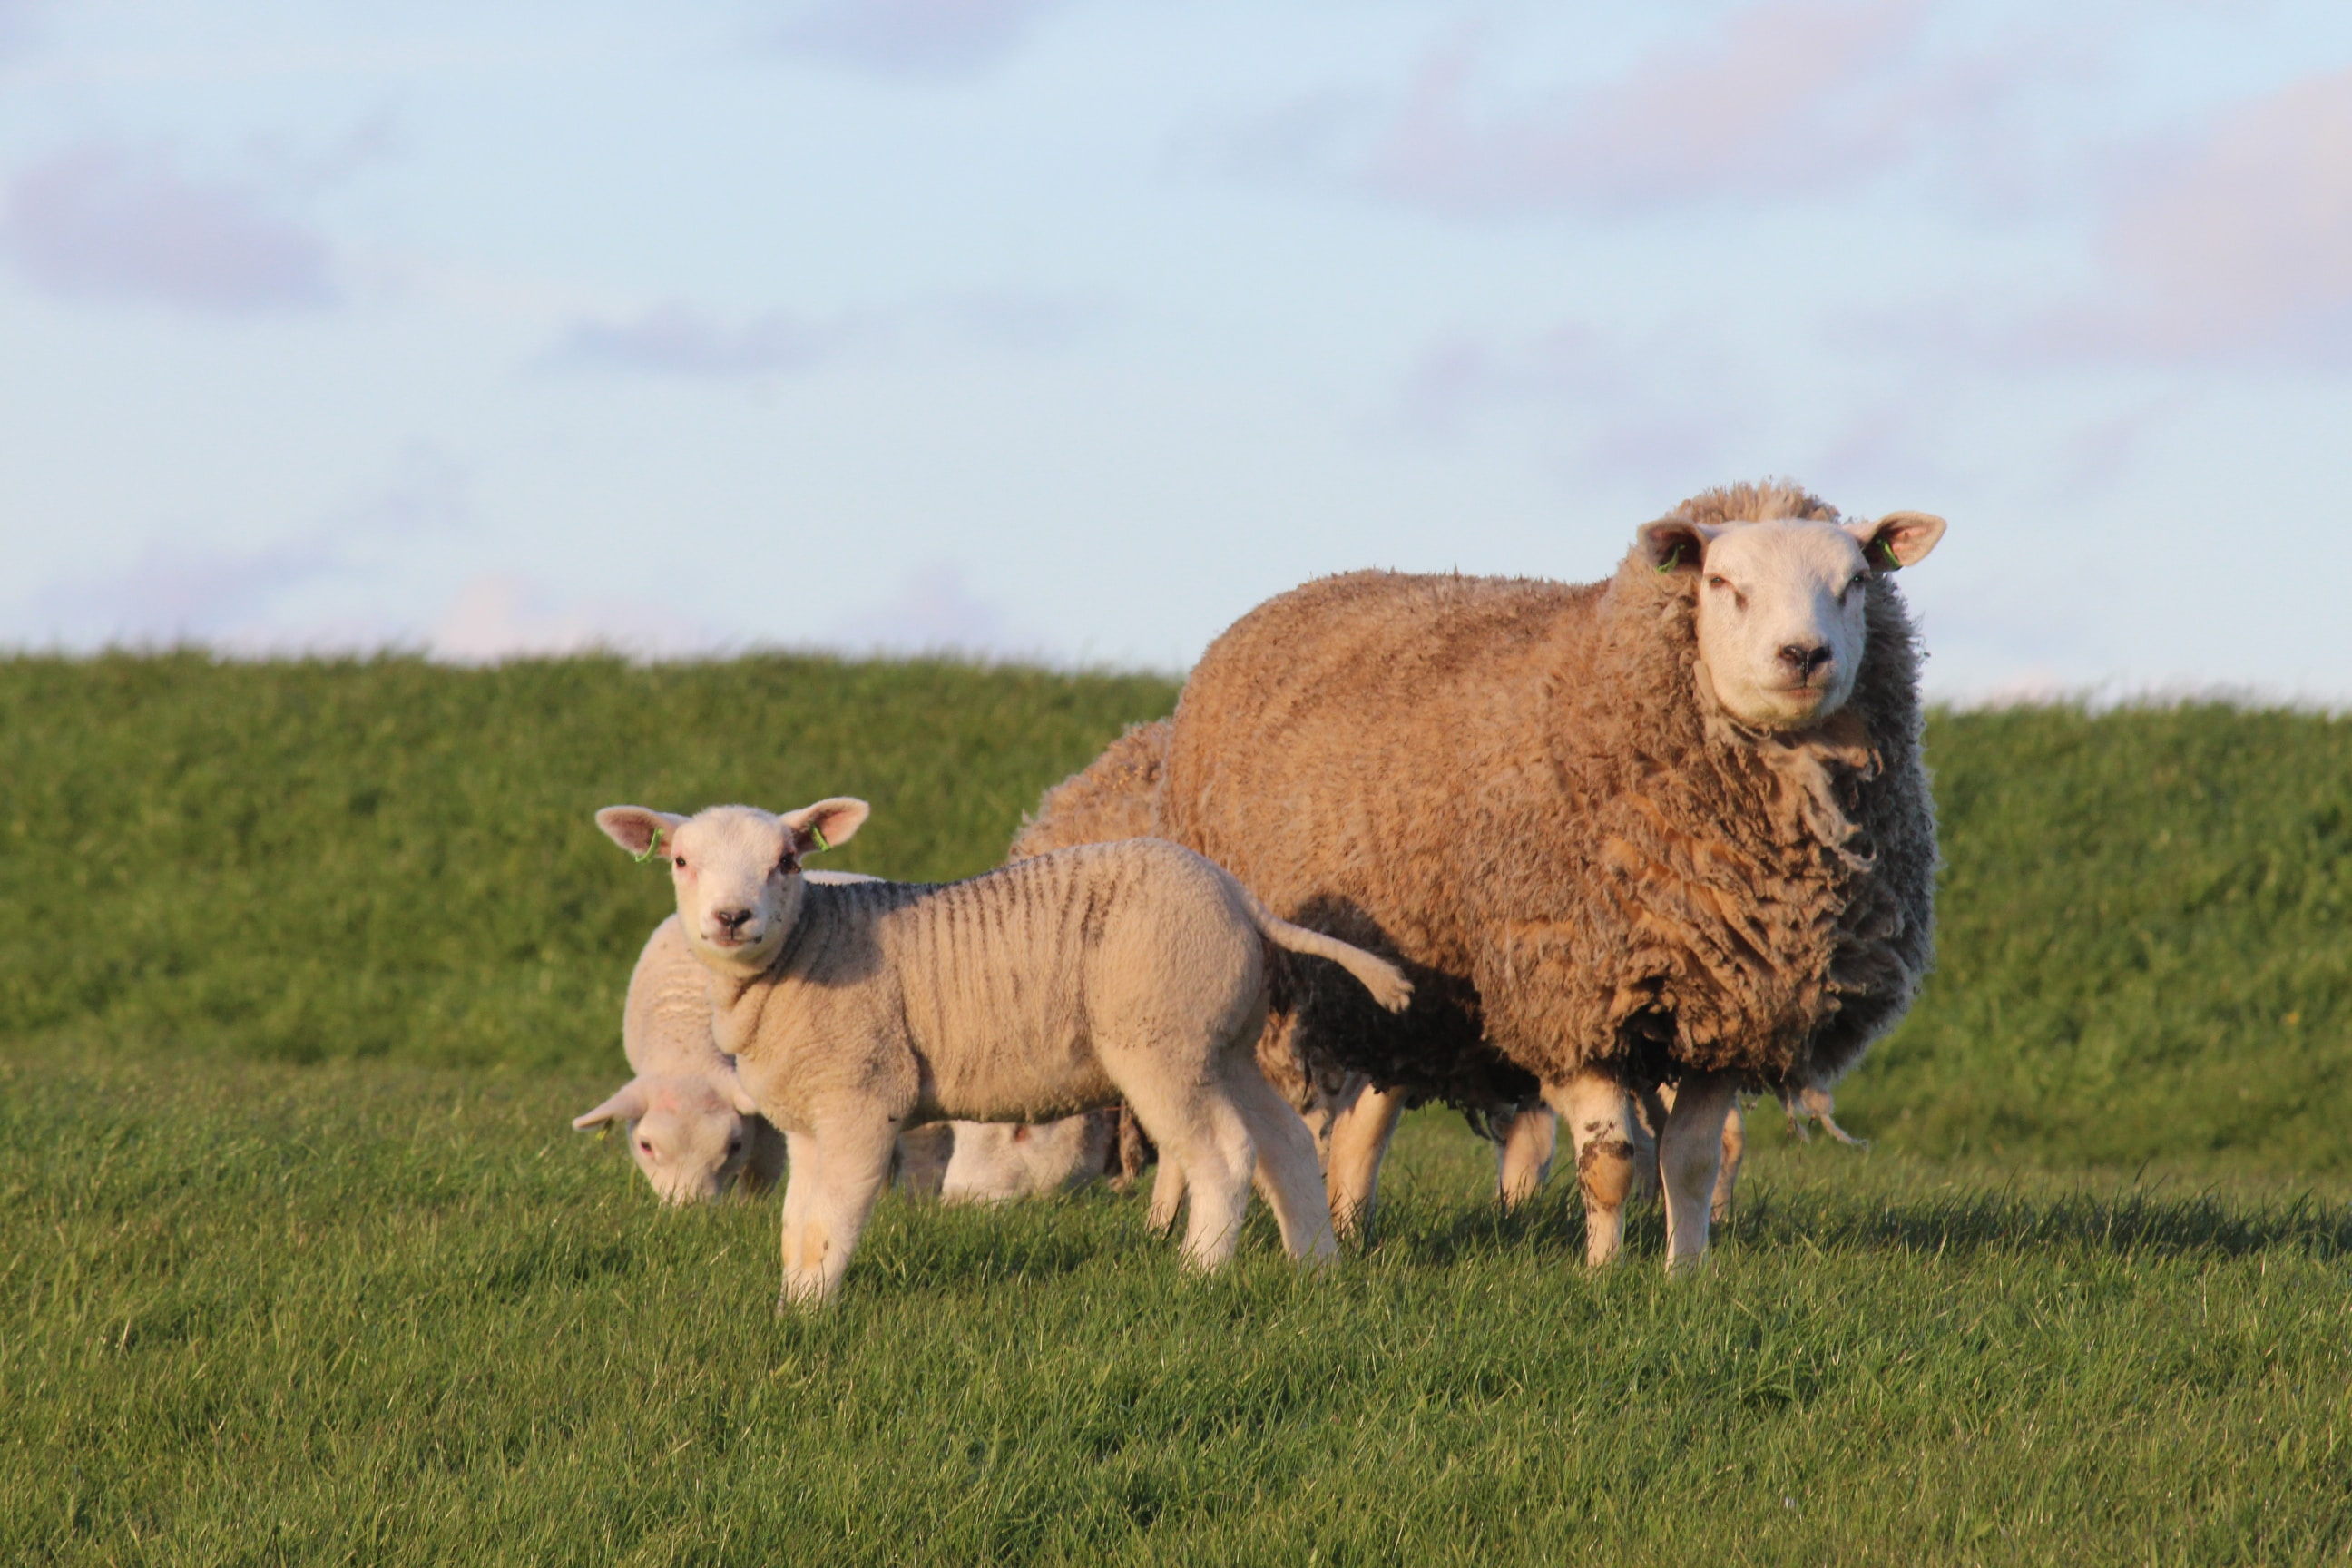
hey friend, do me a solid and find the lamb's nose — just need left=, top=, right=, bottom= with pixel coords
left=1779, top=643, right=1832, bottom=680
left=715, top=907, right=753, bottom=934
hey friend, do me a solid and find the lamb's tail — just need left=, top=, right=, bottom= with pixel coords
left=1239, top=890, right=1413, bottom=1014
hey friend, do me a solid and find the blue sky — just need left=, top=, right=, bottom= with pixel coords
left=4, top=0, right=2350, bottom=699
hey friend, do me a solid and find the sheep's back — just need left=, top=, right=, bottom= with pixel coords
left=622, top=916, right=726, bottom=1076
left=1162, top=570, right=1600, bottom=1110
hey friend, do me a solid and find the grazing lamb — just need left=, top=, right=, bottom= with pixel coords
left=593, top=798, right=1414, bottom=1304
left=1159, top=480, right=1943, bottom=1271
left=574, top=872, right=944, bottom=1205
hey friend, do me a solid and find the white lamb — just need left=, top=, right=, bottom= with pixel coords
left=593, top=796, right=1414, bottom=1304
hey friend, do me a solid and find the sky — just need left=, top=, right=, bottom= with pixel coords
left=4, top=0, right=2351, bottom=700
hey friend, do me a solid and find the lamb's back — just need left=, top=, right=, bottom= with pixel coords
left=623, top=915, right=726, bottom=1076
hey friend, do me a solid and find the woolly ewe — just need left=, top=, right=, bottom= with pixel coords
left=1161, top=481, right=1945, bottom=1272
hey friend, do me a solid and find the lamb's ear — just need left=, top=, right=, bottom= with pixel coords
left=1634, top=517, right=1721, bottom=573
left=596, top=806, right=689, bottom=859
left=1848, top=511, right=1946, bottom=573
left=781, top=797, right=869, bottom=856
left=573, top=1081, right=651, bottom=1132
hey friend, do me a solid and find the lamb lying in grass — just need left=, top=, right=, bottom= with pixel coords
left=594, top=796, right=1413, bottom=1304
left=574, top=872, right=954, bottom=1205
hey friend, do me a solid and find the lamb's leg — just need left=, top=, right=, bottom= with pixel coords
left=1543, top=1071, right=1637, bottom=1268
left=1493, top=1102, right=1558, bottom=1210
left=1227, top=1062, right=1338, bottom=1263
left=1711, top=1100, right=1746, bottom=1226
left=1658, top=1071, right=1739, bottom=1273
left=1145, top=1156, right=1187, bottom=1238
left=777, top=1117, right=899, bottom=1308
left=1120, top=1068, right=1254, bottom=1271
left=1324, top=1082, right=1405, bottom=1240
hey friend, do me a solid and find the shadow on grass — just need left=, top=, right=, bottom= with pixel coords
left=1367, top=1174, right=2352, bottom=1269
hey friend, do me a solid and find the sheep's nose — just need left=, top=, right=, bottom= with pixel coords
left=715, top=907, right=753, bottom=934
left=1779, top=642, right=1832, bottom=680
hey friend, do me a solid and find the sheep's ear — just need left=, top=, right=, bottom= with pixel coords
left=596, top=806, right=688, bottom=859
left=1635, top=518, right=1720, bottom=573
left=1847, top=511, right=1946, bottom=573
left=781, top=797, right=869, bottom=856
left=573, top=1081, right=651, bottom=1132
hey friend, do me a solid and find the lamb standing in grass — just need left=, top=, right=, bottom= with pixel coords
left=978, top=720, right=1412, bottom=1235
left=593, top=797, right=1413, bottom=1304
left=1160, top=481, right=1944, bottom=1271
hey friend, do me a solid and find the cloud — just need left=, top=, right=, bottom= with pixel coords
left=543, top=289, right=1101, bottom=379
left=427, top=574, right=720, bottom=663
left=0, top=141, right=337, bottom=313
left=10, top=446, right=470, bottom=650
left=769, top=0, right=1069, bottom=78
left=828, top=564, right=1042, bottom=659
left=1364, top=0, right=1942, bottom=216
left=544, top=303, right=858, bottom=378
left=1387, top=321, right=1749, bottom=487
left=2043, top=69, right=2352, bottom=366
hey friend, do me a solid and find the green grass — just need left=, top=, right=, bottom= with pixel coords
left=6, top=1041, right=2348, bottom=1566
left=7, top=655, right=2352, bottom=1561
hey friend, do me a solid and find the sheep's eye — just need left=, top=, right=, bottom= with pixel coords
left=673, top=856, right=687, bottom=870
left=1706, top=575, right=1729, bottom=591
left=726, top=1136, right=743, bottom=1156
left=638, top=1139, right=655, bottom=1156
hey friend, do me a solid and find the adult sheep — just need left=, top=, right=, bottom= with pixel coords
left=1160, top=480, right=1944, bottom=1270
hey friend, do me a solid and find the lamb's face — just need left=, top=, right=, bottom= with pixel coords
left=1638, top=509, right=1945, bottom=731
left=593, top=798, right=870, bottom=977
left=572, top=1074, right=758, bottom=1204
left=666, top=807, right=808, bottom=975
left=632, top=1085, right=755, bottom=1204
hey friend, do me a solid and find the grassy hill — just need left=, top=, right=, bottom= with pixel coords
left=4, top=653, right=2349, bottom=1173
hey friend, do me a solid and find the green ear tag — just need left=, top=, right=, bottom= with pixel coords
left=633, top=827, right=664, bottom=865
left=1655, top=543, right=1682, bottom=573
left=1877, top=538, right=1901, bottom=569
left=809, top=825, right=832, bottom=854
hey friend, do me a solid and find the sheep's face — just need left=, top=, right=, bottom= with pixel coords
left=573, top=1076, right=758, bottom=1204
left=1637, top=510, right=1945, bottom=730
left=595, top=799, right=869, bottom=976
left=941, top=1114, right=1112, bottom=1205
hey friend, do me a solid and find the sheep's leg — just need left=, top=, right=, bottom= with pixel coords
left=1493, top=1102, right=1558, bottom=1210
left=1711, top=1100, right=1746, bottom=1225
left=1227, top=1061, right=1338, bottom=1264
left=1324, top=1082, right=1405, bottom=1240
left=1543, top=1071, right=1637, bottom=1268
left=1658, top=1071, right=1739, bottom=1273
left=777, top=1117, right=898, bottom=1308
left=1120, top=1064, right=1254, bottom=1270
left=1631, top=1088, right=1667, bottom=1207
left=1145, top=1156, right=1187, bottom=1238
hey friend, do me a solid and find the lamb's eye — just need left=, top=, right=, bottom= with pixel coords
left=638, top=1139, right=654, bottom=1156
left=673, top=856, right=687, bottom=870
